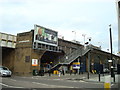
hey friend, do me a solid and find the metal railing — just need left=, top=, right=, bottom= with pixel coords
left=51, top=46, right=91, bottom=70
left=62, top=46, right=91, bottom=64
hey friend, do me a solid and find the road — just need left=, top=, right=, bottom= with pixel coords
left=0, top=75, right=118, bottom=90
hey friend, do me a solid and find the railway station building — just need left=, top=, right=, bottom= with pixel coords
left=1, top=25, right=120, bottom=76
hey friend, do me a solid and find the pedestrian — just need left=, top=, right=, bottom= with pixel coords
left=70, top=65, right=73, bottom=75
left=58, top=71, right=61, bottom=77
left=74, top=70, right=77, bottom=75
left=48, top=70, right=51, bottom=76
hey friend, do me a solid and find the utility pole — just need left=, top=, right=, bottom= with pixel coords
left=0, top=46, right=2, bottom=65
left=98, top=56, right=101, bottom=82
left=109, top=25, right=114, bottom=79
left=88, top=51, right=90, bottom=79
left=72, top=31, right=76, bottom=41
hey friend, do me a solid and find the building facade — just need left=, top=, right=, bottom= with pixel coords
left=1, top=26, right=120, bottom=76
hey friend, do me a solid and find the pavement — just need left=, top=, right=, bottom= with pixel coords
left=35, top=73, right=119, bottom=89
left=34, top=72, right=119, bottom=84
left=1, top=72, right=119, bottom=89
left=84, top=75, right=119, bottom=83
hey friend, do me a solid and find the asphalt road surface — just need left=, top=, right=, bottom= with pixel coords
left=0, top=75, right=118, bottom=90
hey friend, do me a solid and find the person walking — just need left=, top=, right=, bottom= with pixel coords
left=48, top=70, right=51, bottom=76
left=70, top=65, right=73, bottom=75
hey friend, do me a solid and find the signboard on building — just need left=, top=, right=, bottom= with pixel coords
left=32, top=59, right=38, bottom=66
left=72, top=62, right=80, bottom=69
left=34, top=25, right=58, bottom=46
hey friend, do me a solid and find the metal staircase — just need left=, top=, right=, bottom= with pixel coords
left=51, top=46, right=91, bottom=70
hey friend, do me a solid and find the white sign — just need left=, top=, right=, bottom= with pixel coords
left=32, top=59, right=38, bottom=66
left=73, top=65, right=80, bottom=69
left=111, top=66, right=114, bottom=68
left=108, top=60, right=112, bottom=63
left=19, top=40, right=30, bottom=43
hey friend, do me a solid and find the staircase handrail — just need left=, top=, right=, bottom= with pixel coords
left=51, top=46, right=92, bottom=69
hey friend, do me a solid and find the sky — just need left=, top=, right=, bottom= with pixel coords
left=0, top=0, right=119, bottom=54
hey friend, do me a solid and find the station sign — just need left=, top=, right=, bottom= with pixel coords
left=72, top=62, right=80, bottom=69
left=33, top=25, right=58, bottom=46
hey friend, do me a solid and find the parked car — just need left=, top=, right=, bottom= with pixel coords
left=0, top=66, right=12, bottom=77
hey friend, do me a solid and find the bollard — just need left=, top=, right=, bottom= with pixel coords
left=99, top=72, right=100, bottom=82
left=104, top=75, right=111, bottom=90
left=113, top=74, right=115, bottom=83
left=103, top=72, right=104, bottom=76
left=87, top=72, right=89, bottom=79
left=118, top=75, right=120, bottom=90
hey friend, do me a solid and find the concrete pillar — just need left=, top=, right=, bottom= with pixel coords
left=117, top=1, right=120, bottom=56
left=0, top=47, right=2, bottom=65
left=118, top=75, right=120, bottom=90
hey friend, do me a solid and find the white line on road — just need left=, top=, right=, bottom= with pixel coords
left=9, top=79, right=17, bottom=81
left=32, top=82, right=74, bottom=88
left=2, top=77, right=75, bottom=88
left=2, top=78, right=17, bottom=82
left=0, top=83, right=24, bottom=88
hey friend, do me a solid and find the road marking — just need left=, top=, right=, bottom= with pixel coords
left=53, top=79, right=63, bottom=80
left=79, top=80, right=87, bottom=83
left=32, top=82, right=74, bottom=88
left=66, top=80, right=89, bottom=83
left=2, top=78, right=17, bottom=82
left=2, top=77, right=75, bottom=88
left=9, top=79, right=17, bottom=81
left=0, top=83, right=24, bottom=88
left=21, top=77, right=27, bottom=78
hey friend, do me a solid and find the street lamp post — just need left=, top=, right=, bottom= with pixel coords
left=98, top=42, right=102, bottom=49
left=109, top=24, right=114, bottom=78
left=98, top=56, right=101, bottom=82
left=72, top=31, right=76, bottom=41
left=88, top=51, right=90, bottom=79
left=82, top=34, right=86, bottom=45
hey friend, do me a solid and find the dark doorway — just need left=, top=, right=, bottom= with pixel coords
left=40, top=51, right=64, bottom=72
left=2, top=47, right=15, bottom=72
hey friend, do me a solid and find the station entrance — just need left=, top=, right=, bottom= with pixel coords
left=40, top=51, right=64, bottom=73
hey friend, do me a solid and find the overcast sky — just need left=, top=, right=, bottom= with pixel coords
left=0, top=0, right=119, bottom=54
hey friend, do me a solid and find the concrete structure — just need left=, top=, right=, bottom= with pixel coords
left=0, top=32, right=16, bottom=48
left=1, top=26, right=120, bottom=76
left=117, top=0, right=120, bottom=55
left=0, top=32, right=16, bottom=72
